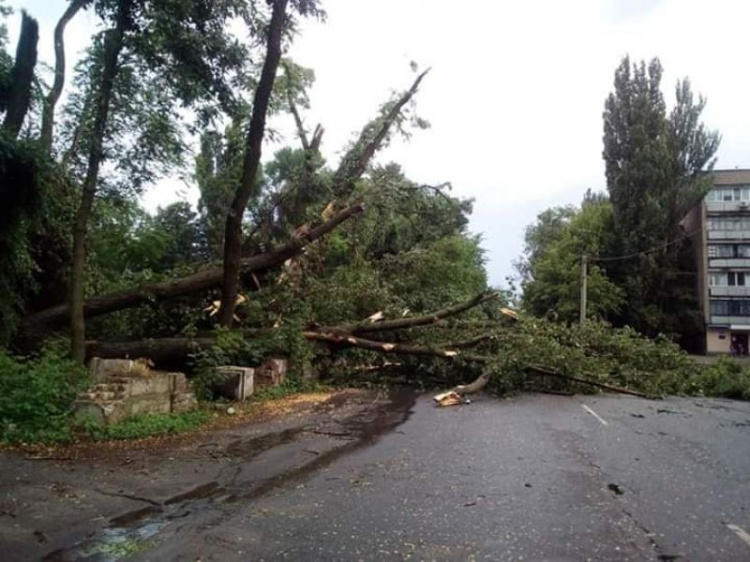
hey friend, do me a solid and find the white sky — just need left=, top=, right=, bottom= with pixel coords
left=7, top=0, right=750, bottom=286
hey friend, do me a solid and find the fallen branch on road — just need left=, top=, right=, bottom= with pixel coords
left=526, top=365, right=658, bottom=399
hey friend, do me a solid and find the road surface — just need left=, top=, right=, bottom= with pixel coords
left=4, top=392, right=750, bottom=561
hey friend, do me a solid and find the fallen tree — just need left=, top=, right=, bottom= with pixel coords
left=22, top=71, right=431, bottom=340
left=84, top=291, right=497, bottom=363
left=23, top=203, right=364, bottom=337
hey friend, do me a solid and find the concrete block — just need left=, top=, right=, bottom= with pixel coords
left=255, top=358, right=287, bottom=388
left=217, top=366, right=254, bottom=400
left=89, top=358, right=135, bottom=383
left=171, top=392, right=198, bottom=412
left=127, top=374, right=171, bottom=397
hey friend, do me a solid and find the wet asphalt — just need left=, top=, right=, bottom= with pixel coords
left=117, top=392, right=750, bottom=562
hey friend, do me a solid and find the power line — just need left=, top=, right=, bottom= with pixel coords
left=588, top=227, right=702, bottom=263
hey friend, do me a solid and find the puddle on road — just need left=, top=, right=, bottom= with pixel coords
left=43, top=389, right=416, bottom=561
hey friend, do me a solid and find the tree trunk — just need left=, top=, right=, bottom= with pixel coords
left=86, top=337, right=215, bottom=363
left=2, top=12, right=38, bottom=138
left=24, top=203, right=364, bottom=337
left=218, top=0, right=289, bottom=327
left=70, top=3, right=130, bottom=363
left=40, top=0, right=88, bottom=152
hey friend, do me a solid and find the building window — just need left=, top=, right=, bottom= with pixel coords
left=710, top=272, right=727, bottom=286
left=708, top=244, right=750, bottom=258
left=707, top=186, right=750, bottom=203
left=706, top=217, right=750, bottom=230
left=711, top=300, right=730, bottom=315
left=729, top=272, right=747, bottom=286
left=731, top=300, right=750, bottom=316
left=710, top=300, right=750, bottom=316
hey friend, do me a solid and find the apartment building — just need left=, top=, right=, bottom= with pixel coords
left=685, top=169, right=750, bottom=354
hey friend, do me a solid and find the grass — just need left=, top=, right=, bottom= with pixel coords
left=79, top=409, right=211, bottom=442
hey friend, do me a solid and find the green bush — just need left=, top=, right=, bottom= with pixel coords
left=697, top=356, right=750, bottom=400
left=0, top=345, right=90, bottom=444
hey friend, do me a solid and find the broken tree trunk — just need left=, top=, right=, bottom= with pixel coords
left=23, top=203, right=364, bottom=337
left=452, top=371, right=492, bottom=395
left=86, top=337, right=216, bottom=363
left=526, top=365, right=656, bottom=399
left=83, top=292, right=497, bottom=363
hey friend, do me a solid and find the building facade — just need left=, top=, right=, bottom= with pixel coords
left=686, top=169, right=750, bottom=354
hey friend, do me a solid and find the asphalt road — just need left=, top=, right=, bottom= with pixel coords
left=124, top=392, right=750, bottom=562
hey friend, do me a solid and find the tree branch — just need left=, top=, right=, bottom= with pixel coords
left=23, top=203, right=364, bottom=335
left=40, top=0, right=88, bottom=151
left=333, top=291, right=498, bottom=335
left=526, top=365, right=656, bottom=399
left=330, top=69, right=429, bottom=197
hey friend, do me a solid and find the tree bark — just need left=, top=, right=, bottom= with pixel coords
left=218, top=0, right=289, bottom=327
left=82, top=293, right=494, bottom=363
left=24, top=203, right=364, bottom=336
left=70, top=1, right=131, bottom=363
left=452, top=371, right=492, bottom=394
left=303, top=331, right=471, bottom=359
left=2, top=12, right=38, bottom=138
left=333, top=291, right=498, bottom=335
left=86, top=337, right=215, bottom=363
left=40, top=0, right=88, bottom=152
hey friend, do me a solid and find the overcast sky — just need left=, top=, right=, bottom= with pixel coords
left=7, top=0, right=750, bottom=286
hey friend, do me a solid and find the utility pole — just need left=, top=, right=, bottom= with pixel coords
left=580, top=254, right=587, bottom=324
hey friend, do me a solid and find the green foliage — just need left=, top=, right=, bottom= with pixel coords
left=520, top=195, right=624, bottom=322
left=190, top=328, right=268, bottom=400
left=0, top=344, right=90, bottom=444
left=381, top=235, right=487, bottom=313
left=79, top=409, right=210, bottom=441
left=699, top=357, right=750, bottom=400
left=600, top=56, right=719, bottom=343
left=480, top=317, right=749, bottom=400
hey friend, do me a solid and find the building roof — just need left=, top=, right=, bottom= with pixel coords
left=712, top=169, right=750, bottom=186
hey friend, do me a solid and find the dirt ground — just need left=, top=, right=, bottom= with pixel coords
left=0, top=388, right=407, bottom=561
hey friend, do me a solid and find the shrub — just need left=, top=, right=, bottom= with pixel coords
left=0, top=344, right=90, bottom=444
left=697, top=356, right=750, bottom=400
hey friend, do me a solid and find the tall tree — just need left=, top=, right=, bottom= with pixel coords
left=69, top=0, right=133, bottom=362
left=66, top=0, right=266, bottom=361
left=217, top=0, right=289, bottom=326
left=520, top=196, right=624, bottom=322
left=602, top=56, right=719, bottom=342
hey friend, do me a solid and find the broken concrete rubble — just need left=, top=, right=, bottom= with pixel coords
left=74, top=359, right=197, bottom=424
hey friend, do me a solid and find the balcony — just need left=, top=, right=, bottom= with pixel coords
left=706, top=201, right=750, bottom=213
left=710, top=315, right=750, bottom=327
left=709, top=286, right=750, bottom=297
left=709, top=258, right=750, bottom=268
left=707, top=230, right=750, bottom=241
